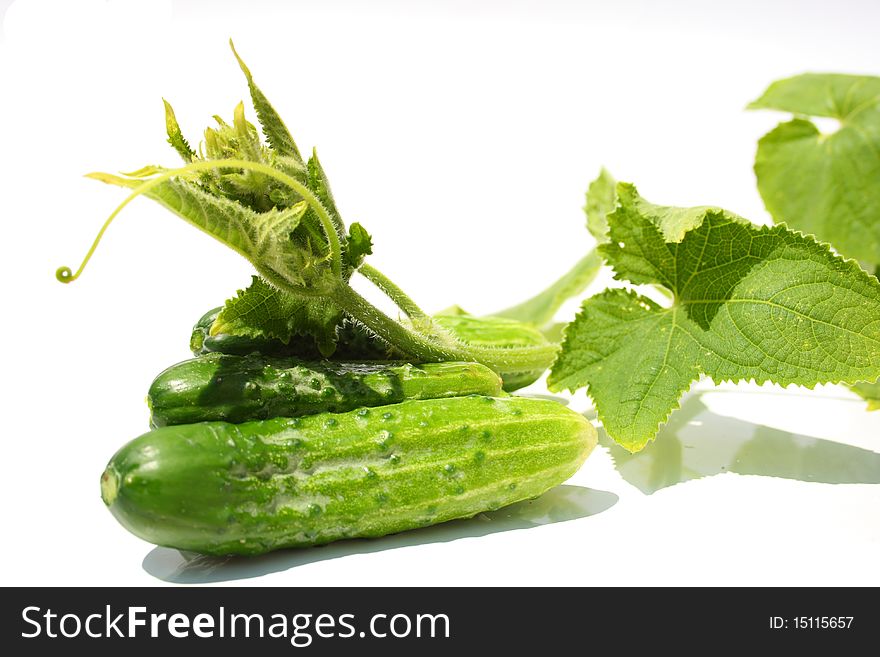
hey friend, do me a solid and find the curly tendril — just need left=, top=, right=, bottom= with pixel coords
left=56, top=158, right=342, bottom=284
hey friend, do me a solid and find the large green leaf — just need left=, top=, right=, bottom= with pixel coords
left=750, top=73, right=880, bottom=267
left=549, top=183, right=880, bottom=451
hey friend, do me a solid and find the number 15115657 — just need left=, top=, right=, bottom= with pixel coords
left=770, top=617, right=854, bottom=630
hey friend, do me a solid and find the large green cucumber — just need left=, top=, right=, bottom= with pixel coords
left=192, top=307, right=552, bottom=391
left=102, top=396, right=597, bottom=556
left=148, top=353, right=503, bottom=427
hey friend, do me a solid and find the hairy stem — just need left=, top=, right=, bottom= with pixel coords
left=358, top=263, right=430, bottom=321
left=357, top=262, right=483, bottom=351
left=331, top=284, right=458, bottom=361
left=331, top=284, right=559, bottom=372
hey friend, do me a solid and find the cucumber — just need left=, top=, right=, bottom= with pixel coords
left=432, top=313, right=553, bottom=391
left=101, top=396, right=597, bottom=556
left=192, top=307, right=551, bottom=391
left=190, top=307, right=287, bottom=357
left=190, top=307, right=394, bottom=360
left=148, top=353, right=503, bottom=427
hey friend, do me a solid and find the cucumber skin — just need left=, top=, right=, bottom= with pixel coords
left=102, top=396, right=597, bottom=556
left=148, top=354, right=503, bottom=427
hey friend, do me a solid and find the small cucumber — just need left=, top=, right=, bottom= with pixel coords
left=432, top=313, right=553, bottom=391
left=190, top=307, right=394, bottom=360
left=102, top=396, right=597, bottom=556
left=190, top=307, right=287, bottom=357
left=148, top=353, right=503, bottom=427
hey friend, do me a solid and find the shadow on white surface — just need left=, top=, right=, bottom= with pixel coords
left=142, top=484, right=617, bottom=584
left=602, top=394, right=880, bottom=494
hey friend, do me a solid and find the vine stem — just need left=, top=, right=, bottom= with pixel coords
left=357, top=263, right=508, bottom=357
left=56, top=158, right=342, bottom=283
left=357, top=263, right=430, bottom=321
left=331, top=284, right=457, bottom=361
left=331, top=283, right=559, bottom=371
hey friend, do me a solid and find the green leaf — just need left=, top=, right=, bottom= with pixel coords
left=306, top=149, right=346, bottom=243
left=212, top=276, right=345, bottom=357
left=163, top=99, right=195, bottom=162
left=850, top=379, right=880, bottom=411
left=118, top=165, right=169, bottom=178
left=306, top=150, right=339, bottom=219
left=230, top=39, right=303, bottom=163
left=194, top=147, right=361, bottom=330
left=232, top=101, right=264, bottom=163
left=548, top=183, right=880, bottom=451
left=750, top=73, right=880, bottom=267
left=585, top=167, right=617, bottom=243
left=345, top=222, right=373, bottom=270
left=749, top=74, right=880, bottom=117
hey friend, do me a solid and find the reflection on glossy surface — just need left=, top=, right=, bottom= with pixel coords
left=143, top=484, right=617, bottom=584
left=602, top=394, right=880, bottom=494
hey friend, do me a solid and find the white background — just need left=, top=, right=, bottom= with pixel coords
left=1, top=0, right=878, bottom=586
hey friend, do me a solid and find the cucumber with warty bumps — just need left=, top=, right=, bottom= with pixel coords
left=102, top=395, right=597, bottom=556
left=148, top=353, right=503, bottom=427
